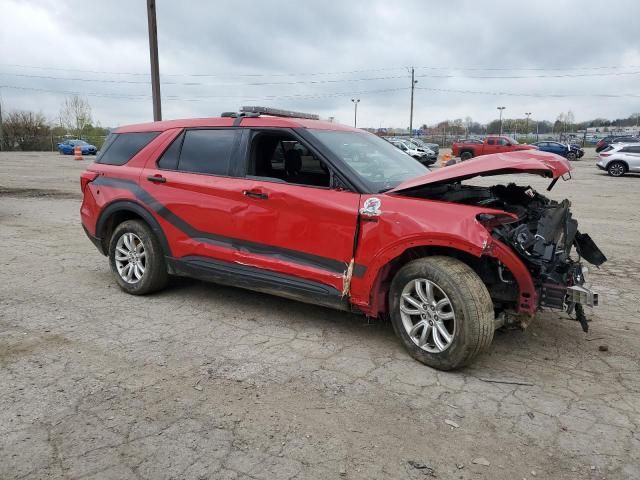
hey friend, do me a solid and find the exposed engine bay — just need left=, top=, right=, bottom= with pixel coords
left=405, top=181, right=607, bottom=330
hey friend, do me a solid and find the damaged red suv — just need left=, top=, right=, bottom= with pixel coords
left=80, top=107, right=606, bottom=370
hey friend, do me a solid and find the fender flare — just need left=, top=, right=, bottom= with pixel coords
left=352, top=235, right=537, bottom=315
left=96, top=200, right=172, bottom=256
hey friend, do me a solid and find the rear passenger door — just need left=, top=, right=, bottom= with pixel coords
left=621, top=146, right=640, bottom=171
left=141, top=128, right=249, bottom=262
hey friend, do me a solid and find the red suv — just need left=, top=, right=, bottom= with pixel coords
left=80, top=107, right=606, bottom=370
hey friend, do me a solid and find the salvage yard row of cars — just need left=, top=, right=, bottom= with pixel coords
left=79, top=106, right=606, bottom=370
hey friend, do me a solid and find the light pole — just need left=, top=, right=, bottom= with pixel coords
left=147, top=0, right=162, bottom=121
left=409, top=67, right=417, bottom=135
left=525, top=112, right=531, bottom=142
left=351, top=98, right=360, bottom=128
left=497, top=106, right=506, bottom=135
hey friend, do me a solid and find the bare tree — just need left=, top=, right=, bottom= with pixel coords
left=59, top=95, right=92, bottom=138
left=2, top=110, right=51, bottom=150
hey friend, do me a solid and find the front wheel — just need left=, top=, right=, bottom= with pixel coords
left=389, top=256, right=494, bottom=370
left=566, top=151, right=577, bottom=161
left=108, top=220, right=168, bottom=295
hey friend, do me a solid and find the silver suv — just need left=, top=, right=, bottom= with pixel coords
left=597, top=143, right=640, bottom=177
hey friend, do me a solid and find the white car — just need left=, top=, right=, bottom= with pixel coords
left=597, top=143, right=640, bottom=177
left=390, top=140, right=427, bottom=160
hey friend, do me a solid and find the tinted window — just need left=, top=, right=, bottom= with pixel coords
left=487, top=139, right=495, bottom=145
left=621, top=146, right=640, bottom=153
left=497, top=138, right=508, bottom=145
left=177, top=129, right=237, bottom=175
left=97, top=132, right=160, bottom=166
left=157, top=132, right=184, bottom=170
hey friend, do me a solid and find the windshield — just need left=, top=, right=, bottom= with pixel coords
left=72, top=140, right=88, bottom=145
left=309, top=130, right=428, bottom=192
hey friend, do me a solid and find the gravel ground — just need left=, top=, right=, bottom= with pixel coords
left=1, top=150, right=639, bottom=480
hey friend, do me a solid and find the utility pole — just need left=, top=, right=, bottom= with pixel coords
left=525, top=112, right=531, bottom=142
left=351, top=98, right=360, bottom=128
left=409, top=67, right=417, bottom=136
left=497, top=106, right=506, bottom=135
left=147, top=0, right=162, bottom=121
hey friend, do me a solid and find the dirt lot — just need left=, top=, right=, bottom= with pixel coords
left=1, top=150, right=639, bottom=480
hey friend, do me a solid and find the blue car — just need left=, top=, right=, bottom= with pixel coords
left=57, top=139, right=97, bottom=155
left=531, top=141, right=584, bottom=161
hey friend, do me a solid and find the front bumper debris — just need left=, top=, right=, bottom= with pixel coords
left=566, top=285, right=598, bottom=307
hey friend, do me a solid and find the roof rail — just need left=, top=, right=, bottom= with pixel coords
left=240, top=106, right=319, bottom=120
left=220, top=111, right=260, bottom=118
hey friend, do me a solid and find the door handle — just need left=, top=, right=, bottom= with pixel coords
left=243, top=190, right=268, bottom=200
left=147, top=174, right=166, bottom=183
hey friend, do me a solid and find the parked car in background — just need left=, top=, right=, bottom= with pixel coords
left=532, top=141, right=584, bottom=161
left=597, top=143, right=640, bottom=176
left=452, top=136, right=537, bottom=160
left=595, top=135, right=640, bottom=153
left=408, top=138, right=439, bottom=156
left=58, top=139, right=98, bottom=155
left=389, top=139, right=436, bottom=166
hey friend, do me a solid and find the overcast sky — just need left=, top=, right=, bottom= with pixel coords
left=1, top=0, right=639, bottom=128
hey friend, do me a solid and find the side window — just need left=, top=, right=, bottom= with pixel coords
left=177, top=129, right=238, bottom=175
left=631, top=146, right=640, bottom=154
left=497, top=138, right=508, bottom=146
left=157, top=132, right=184, bottom=170
left=97, top=132, right=160, bottom=166
left=487, top=138, right=495, bottom=145
left=248, top=132, right=330, bottom=188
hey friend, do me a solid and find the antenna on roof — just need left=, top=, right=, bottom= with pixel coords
left=240, top=106, right=320, bottom=120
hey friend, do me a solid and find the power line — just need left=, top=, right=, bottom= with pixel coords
left=416, top=87, right=640, bottom=98
left=3, top=69, right=640, bottom=88
left=3, top=83, right=638, bottom=101
left=3, top=62, right=640, bottom=78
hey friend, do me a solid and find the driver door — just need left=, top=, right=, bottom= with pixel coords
left=234, top=129, right=361, bottom=294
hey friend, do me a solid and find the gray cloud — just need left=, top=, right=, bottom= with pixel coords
left=1, top=0, right=639, bottom=128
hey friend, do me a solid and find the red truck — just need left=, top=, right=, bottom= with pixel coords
left=452, top=136, right=537, bottom=161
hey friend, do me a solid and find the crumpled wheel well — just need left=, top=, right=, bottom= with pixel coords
left=370, top=245, right=513, bottom=318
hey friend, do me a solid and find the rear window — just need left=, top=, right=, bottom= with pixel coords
left=97, top=132, right=160, bottom=166
left=177, top=129, right=238, bottom=175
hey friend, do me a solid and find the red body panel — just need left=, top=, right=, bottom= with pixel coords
left=390, top=150, right=573, bottom=192
left=349, top=194, right=537, bottom=315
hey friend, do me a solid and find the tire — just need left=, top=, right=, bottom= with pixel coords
left=388, top=256, right=494, bottom=370
left=566, top=151, right=577, bottom=161
left=460, top=151, right=473, bottom=161
left=607, top=161, right=626, bottom=177
left=108, top=220, right=168, bottom=295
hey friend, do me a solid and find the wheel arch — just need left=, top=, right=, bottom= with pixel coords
left=608, top=159, right=629, bottom=172
left=95, top=200, right=171, bottom=257
left=360, top=240, right=536, bottom=318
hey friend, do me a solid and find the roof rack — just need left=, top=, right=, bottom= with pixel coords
left=240, top=106, right=320, bottom=120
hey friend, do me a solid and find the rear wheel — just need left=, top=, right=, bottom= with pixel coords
left=389, top=256, right=494, bottom=370
left=460, top=151, right=473, bottom=161
left=566, top=151, right=577, bottom=161
left=607, top=161, right=626, bottom=177
left=108, top=220, right=168, bottom=295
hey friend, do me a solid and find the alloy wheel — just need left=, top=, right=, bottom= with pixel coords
left=399, top=278, right=456, bottom=353
left=609, top=163, right=625, bottom=177
left=114, top=232, right=146, bottom=283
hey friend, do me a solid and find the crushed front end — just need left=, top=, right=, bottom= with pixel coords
left=483, top=183, right=606, bottom=330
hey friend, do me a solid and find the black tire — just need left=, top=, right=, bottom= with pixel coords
left=460, top=151, right=473, bottom=161
left=388, top=256, right=494, bottom=370
left=607, top=161, right=626, bottom=177
left=108, top=220, right=168, bottom=295
left=566, top=151, right=577, bottom=161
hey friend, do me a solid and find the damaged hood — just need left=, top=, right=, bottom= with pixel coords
left=389, top=150, right=573, bottom=193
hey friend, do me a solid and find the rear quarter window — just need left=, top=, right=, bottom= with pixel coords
left=97, top=132, right=160, bottom=166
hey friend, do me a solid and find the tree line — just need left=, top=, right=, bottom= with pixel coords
left=0, top=95, right=109, bottom=151
left=421, top=111, right=640, bottom=136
